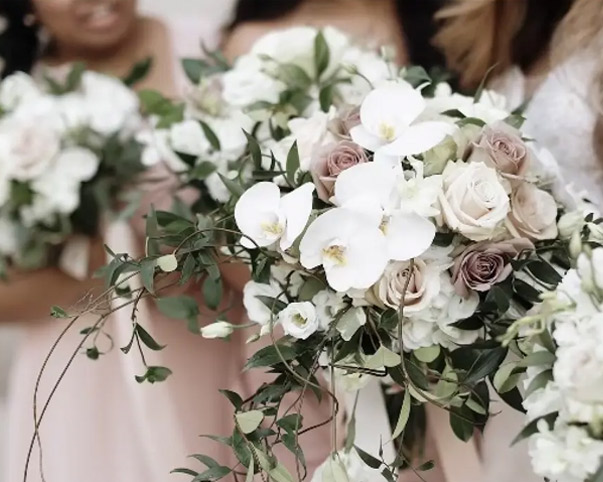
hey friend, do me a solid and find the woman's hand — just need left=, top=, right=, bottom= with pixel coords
left=0, top=237, right=106, bottom=323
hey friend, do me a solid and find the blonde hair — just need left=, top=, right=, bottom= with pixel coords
left=434, top=0, right=603, bottom=159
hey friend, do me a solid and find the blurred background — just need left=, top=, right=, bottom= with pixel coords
left=0, top=1, right=237, bottom=477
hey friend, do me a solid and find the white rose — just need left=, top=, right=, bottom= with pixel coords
left=0, top=108, right=61, bottom=182
left=0, top=72, right=42, bottom=110
left=222, top=55, right=283, bottom=107
left=506, top=183, right=558, bottom=241
left=243, top=281, right=284, bottom=325
left=438, top=161, right=510, bottom=241
left=200, top=321, right=234, bottom=339
left=279, top=301, right=319, bottom=340
left=169, top=119, right=210, bottom=157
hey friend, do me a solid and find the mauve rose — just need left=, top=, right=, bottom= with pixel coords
left=329, top=105, right=361, bottom=138
left=310, top=140, right=368, bottom=202
left=506, top=183, right=559, bottom=241
left=452, top=238, right=534, bottom=297
left=469, top=122, right=531, bottom=177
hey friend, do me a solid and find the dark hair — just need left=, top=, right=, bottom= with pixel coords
left=229, top=0, right=448, bottom=71
left=0, top=0, right=40, bottom=78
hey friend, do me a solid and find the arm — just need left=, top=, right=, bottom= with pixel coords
left=0, top=237, right=105, bottom=323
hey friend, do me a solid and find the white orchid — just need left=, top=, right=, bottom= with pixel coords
left=350, top=81, right=455, bottom=159
left=333, top=162, right=436, bottom=261
left=235, top=182, right=315, bottom=250
left=243, top=281, right=284, bottom=325
left=299, top=207, right=389, bottom=292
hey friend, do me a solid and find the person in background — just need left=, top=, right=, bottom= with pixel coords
left=436, top=0, right=601, bottom=480
left=0, top=1, right=252, bottom=481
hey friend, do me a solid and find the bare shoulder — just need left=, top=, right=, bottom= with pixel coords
left=139, top=15, right=171, bottom=43
left=222, top=21, right=277, bottom=61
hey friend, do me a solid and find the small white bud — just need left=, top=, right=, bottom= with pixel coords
left=200, top=321, right=234, bottom=339
left=157, top=254, right=178, bottom=273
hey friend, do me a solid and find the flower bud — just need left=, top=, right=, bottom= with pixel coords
left=200, top=321, right=234, bottom=339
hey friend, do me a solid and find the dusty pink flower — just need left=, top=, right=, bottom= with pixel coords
left=452, top=238, right=534, bottom=297
left=506, top=182, right=559, bottom=241
left=469, top=122, right=532, bottom=177
left=310, top=140, right=368, bottom=202
left=329, top=105, right=361, bottom=138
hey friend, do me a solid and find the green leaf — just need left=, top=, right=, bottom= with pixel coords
left=591, top=463, right=603, bottom=482
left=193, top=465, right=231, bottom=481
left=245, top=344, right=296, bottom=370
left=286, top=141, right=300, bottom=185
left=414, top=346, right=440, bottom=363
left=182, top=58, right=204, bottom=84
left=464, top=347, right=507, bottom=385
left=391, top=390, right=411, bottom=440
left=218, top=173, right=245, bottom=199
left=140, top=258, right=156, bottom=294
left=136, top=366, right=173, bottom=384
left=344, top=404, right=357, bottom=452
left=512, top=412, right=557, bottom=445
left=314, top=30, right=330, bottom=79
left=354, top=446, right=381, bottom=469
left=473, top=63, right=498, bottom=103
left=517, top=350, right=556, bottom=368
left=257, top=296, right=287, bottom=314
left=123, top=57, right=153, bottom=87
left=135, top=324, right=165, bottom=351
left=298, top=277, right=325, bottom=301
left=203, top=276, right=223, bottom=311
left=322, top=456, right=349, bottom=482
left=156, top=296, right=199, bottom=320
left=190, top=161, right=217, bottom=180
left=236, top=410, right=264, bottom=434
left=171, top=468, right=199, bottom=477
left=86, top=347, right=100, bottom=360
left=449, top=411, right=474, bottom=442
left=269, top=463, right=295, bottom=482
left=244, top=131, right=262, bottom=169
left=219, top=389, right=243, bottom=409
left=364, top=346, right=400, bottom=370
left=200, top=120, right=221, bottom=151
left=277, top=63, right=312, bottom=90
left=277, top=414, right=303, bottom=433
left=524, top=369, right=553, bottom=398
left=189, top=454, right=221, bottom=469
left=65, top=61, right=85, bottom=91
left=245, top=458, right=255, bottom=482
left=493, top=363, right=521, bottom=394
left=319, top=83, right=336, bottom=112
left=50, top=306, right=69, bottom=319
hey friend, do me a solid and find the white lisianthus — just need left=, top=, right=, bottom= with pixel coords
left=0, top=72, right=42, bottom=111
left=576, top=248, right=603, bottom=294
left=243, top=281, right=284, bottom=325
left=201, top=321, right=234, bottom=339
left=333, top=162, right=436, bottom=261
left=279, top=302, right=319, bottom=340
left=313, top=289, right=347, bottom=330
left=300, top=207, right=389, bottom=292
left=169, top=119, right=211, bottom=157
left=438, top=161, right=510, bottom=241
left=222, top=56, right=283, bottom=107
left=235, top=182, right=315, bottom=250
left=251, top=26, right=350, bottom=79
left=350, top=81, right=455, bottom=158
left=287, top=109, right=335, bottom=171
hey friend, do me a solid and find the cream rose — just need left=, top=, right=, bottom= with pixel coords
left=506, top=183, right=559, bottom=241
left=438, top=161, right=510, bottom=241
left=368, top=259, right=439, bottom=313
left=468, top=122, right=532, bottom=177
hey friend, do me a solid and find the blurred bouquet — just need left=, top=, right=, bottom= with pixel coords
left=500, top=220, right=603, bottom=482
left=84, top=26, right=593, bottom=481
left=0, top=66, right=150, bottom=276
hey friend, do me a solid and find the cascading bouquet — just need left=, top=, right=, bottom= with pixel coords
left=64, top=26, right=591, bottom=481
left=499, top=216, right=603, bottom=482
left=0, top=64, right=150, bottom=277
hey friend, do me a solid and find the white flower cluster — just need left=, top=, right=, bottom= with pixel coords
left=0, top=70, right=144, bottom=263
left=521, top=248, right=603, bottom=482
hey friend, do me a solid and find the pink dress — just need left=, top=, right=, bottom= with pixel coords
left=4, top=17, right=334, bottom=482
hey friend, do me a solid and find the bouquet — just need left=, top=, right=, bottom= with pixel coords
left=500, top=217, right=603, bottom=482
left=64, top=27, right=593, bottom=481
left=0, top=65, right=149, bottom=276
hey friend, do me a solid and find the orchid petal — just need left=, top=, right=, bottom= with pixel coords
left=235, top=182, right=282, bottom=247
left=279, top=183, right=315, bottom=251
left=383, top=121, right=456, bottom=157
left=333, top=162, right=396, bottom=209
left=349, top=124, right=383, bottom=152
left=385, top=213, right=436, bottom=260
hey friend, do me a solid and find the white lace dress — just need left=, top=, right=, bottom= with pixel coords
left=496, top=47, right=603, bottom=207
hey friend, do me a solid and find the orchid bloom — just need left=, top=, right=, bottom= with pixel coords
left=235, top=182, right=315, bottom=250
left=333, top=162, right=436, bottom=261
left=350, top=81, right=455, bottom=159
left=299, top=207, right=388, bottom=292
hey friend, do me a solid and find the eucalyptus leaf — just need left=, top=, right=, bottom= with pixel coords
left=236, top=410, right=264, bottom=434
left=50, top=306, right=69, bottom=319
left=156, top=296, right=199, bottom=320
left=286, top=141, right=300, bottom=185
left=135, top=324, right=165, bottom=351
left=364, top=346, right=400, bottom=370
left=314, top=30, right=330, bottom=79
left=391, top=390, right=411, bottom=440
left=269, top=463, right=295, bottom=482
